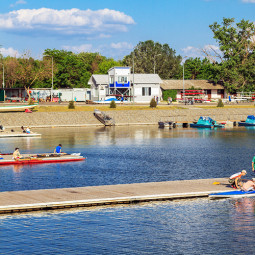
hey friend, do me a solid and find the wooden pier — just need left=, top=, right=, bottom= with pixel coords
left=0, top=178, right=232, bottom=214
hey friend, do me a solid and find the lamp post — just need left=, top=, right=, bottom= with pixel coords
left=182, top=56, right=188, bottom=104
left=0, top=63, right=5, bottom=102
left=132, top=48, right=136, bottom=103
left=153, top=54, right=161, bottom=74
left=44, top=55, right=53, bottom=102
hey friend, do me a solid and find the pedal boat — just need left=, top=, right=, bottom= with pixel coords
left=238, top=115, right=255, bottom=126
left=190, top=116, right=225, bottom=128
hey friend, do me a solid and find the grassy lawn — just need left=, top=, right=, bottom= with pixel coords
left=34, top=104, right=185, bottom=112
left=196, top=105, right=255, bottom=109
left=33, top=102, right=255, bottom=112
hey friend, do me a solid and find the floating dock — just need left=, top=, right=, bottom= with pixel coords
left=0, top=132, right=41, bottom=138
left=0, top=178, right=232, bottom=214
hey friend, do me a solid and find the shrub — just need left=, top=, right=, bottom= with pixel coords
left=217, top=99, right=224, bottom=107
left=109, top=100, right=116, bottom=108
left=150, top=98, right=157, bottom=108
left=68, top=100, right=75, bottom=109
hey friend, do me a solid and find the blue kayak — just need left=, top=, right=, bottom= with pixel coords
left=209, top=190, right=255, bottom=199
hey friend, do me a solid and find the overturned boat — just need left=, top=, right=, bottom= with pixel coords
left=238, top=115, right=255, bottom=126
left=0, top=153, right=85, bottom=165
left=190, top=116, right=225, bottom=128
left=94, top=109, right=115, bottom=126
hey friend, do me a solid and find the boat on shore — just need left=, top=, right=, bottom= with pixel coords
left=0, top=103, right=38, bottom=112
left=158, top=121, right=176, bottom=128
left=209, top=190, right=255, bottom=199
left=238, top=115, right=255, bottom=126
left=94, top=109, right=115, bottom=126
left=190, top=116, right=225, bottom=128
left=0, top=153, right=85, bottom=165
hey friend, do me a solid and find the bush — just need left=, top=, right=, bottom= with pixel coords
left=68, top=100, right=75, bottom=109
left=217, top=99, right=224, bottom=107
left=150, top=98, right=157, bottom=108
left=109, top=100, right=116, bottom=108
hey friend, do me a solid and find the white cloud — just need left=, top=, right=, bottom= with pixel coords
left=181, top=44, right=221, bottom=60
left=110, top=42, right=133, bottom=50
left=61, top=42, right=133, bottom=59
left=242, top=0, right=255, bottom=3
left=10, top=0, right=27, bottom=8
left=0, top=8, right=135, bottom=37
left=181, top=46, right=201, bottom=58
left=0, top=47, right=20, bottom=57
left=62, top=44, right=93, bottom=53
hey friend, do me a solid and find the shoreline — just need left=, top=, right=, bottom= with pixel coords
left=1, top=106, right=255, bottom=128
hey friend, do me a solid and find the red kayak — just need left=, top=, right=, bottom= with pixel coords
left=0, top=153, right=85, bottom=165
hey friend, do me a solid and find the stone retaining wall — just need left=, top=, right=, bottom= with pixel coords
left=1, top=108, right=255, bottom=127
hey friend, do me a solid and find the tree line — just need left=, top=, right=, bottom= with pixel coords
left=0, top=18, right=254, bottom=93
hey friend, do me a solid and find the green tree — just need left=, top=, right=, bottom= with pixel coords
left=123, top=40, right=182, bottom=79
left=182, top=58, right=214, bottom=80
left=43, top=49, right=93, bottom=88
left=95, top=58, right=123, bottom=74
left=209, top=18, right=255, bottom=92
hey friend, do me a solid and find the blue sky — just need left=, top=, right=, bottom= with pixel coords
left=0, top=0, right=255, bottom=60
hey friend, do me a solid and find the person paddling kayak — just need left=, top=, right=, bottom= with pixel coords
left=13, top=148, right=23, bottom=160
left=228, top=170, right=247, bottom=189
left=54, top=144, right=62, bottom=154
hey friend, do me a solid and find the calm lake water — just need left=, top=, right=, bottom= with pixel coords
left=1, top=126, right=255, bottom=254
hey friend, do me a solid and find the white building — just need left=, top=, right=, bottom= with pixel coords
left=30, top=88, right=91, bottom=102
left=88, top=66, right=162, bottom=103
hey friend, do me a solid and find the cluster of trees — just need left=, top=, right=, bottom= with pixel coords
left=0, top=50, right=122, bottom=89
left=0, top=18, right=255, bottom=92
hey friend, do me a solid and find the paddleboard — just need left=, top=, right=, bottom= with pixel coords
left=209, top=190, right=255, bottom=199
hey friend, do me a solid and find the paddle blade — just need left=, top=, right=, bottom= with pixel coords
left=213, top=182, right=221, bottom=185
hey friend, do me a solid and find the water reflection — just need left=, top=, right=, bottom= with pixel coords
left=1, top=126, right=255, bottom=192
left=231, top=198, right=255, bottom=232
left=1, top=198, right=255, bottom=254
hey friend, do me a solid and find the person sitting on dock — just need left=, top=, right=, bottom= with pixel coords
left=228, top=170, right=247, bottom=189
left=13, top=148, right=23, bottom=160
left=26, top=126, right=31, bottom=134
left=54, top=144, right=62, bottom=154
left=241, top=178, right=255, bottom=191
left=21, top=126, right=26, bottom=133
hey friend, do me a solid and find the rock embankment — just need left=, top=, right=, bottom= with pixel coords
left=1, top=108, right=255, bottom=128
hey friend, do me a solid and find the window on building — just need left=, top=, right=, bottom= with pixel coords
left=217, top=89, right=223, bottom=95
left=110, top=76, right=114, bottom=84
left=118, top=76, right=128, bottom=83
left=142, top=87, right=151, bottom=96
